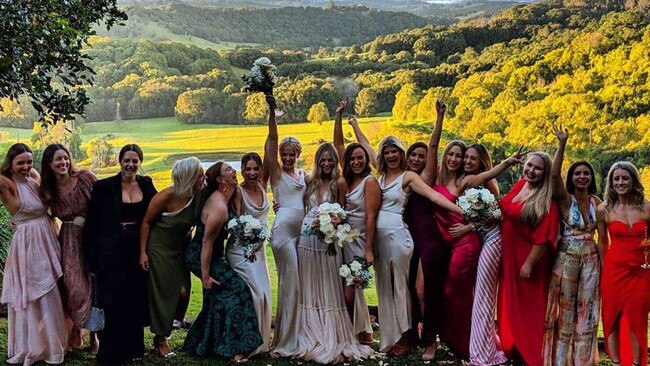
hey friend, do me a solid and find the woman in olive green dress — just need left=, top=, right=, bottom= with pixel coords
left=139, top=157, right=206, bottom=357
left=183, top=161, right=262, bottom=363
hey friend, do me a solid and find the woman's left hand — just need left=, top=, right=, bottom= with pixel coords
left=520, top=262, right=533, bottom=279
left=449, top=223, right=471, bottom=238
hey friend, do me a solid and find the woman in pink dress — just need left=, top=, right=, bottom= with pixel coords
left=596, top=161, right=650, bottom=366
left=498, top=152, right=559, bottom=366
left=39, top=143, right=98, bottom=352
left=0, top=143, right=68, bottom=365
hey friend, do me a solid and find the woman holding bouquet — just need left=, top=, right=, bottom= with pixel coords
left=264, top=94, right=305, bottom=357
left=139, top=157, right=206, bottom=357
left=84, top=144, right=157, bottom=365
left=226, top=152, right=273, bottom=355
left=294, top=142, right=373, bottom=364
left=498, top=152, right=559, bottom=366
left=183, top=162, right=262, bottom=362
left=333, top=98, right=378, bottom=345
left=596, top=161, right=650, bottom=366
left=350, top=126, right=463, bottom=355
left=39, top=144, right=98, bottom=352
left=430, top=137, right=524, bottom=358
left=543, top=126, right=601, bottom=366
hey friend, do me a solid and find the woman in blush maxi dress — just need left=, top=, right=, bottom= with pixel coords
left=2, top=174, right=68, bottom=365
left=226, top=182, right=273, bottom=355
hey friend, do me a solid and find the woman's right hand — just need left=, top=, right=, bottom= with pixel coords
left=364, top=250, right=374, bottom=266
left=347, top=114, right=358, bottom=126
left=552, top=124, right=568, bottom=143
left=202, top=275, right=221, bottom=289
left=449, top=223, right=471, bottom=238
left=139, top=252, right=149, bottom=272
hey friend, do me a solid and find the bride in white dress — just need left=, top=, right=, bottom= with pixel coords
left=294, top=142, right=373, bottom=364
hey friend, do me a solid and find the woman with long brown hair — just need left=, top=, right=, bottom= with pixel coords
left=0, top=143, right=67, bottom=365
left=40, top=143, right=98, bottom=352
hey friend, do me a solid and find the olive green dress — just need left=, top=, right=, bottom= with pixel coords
left=146, top=191, right=205, bottom=337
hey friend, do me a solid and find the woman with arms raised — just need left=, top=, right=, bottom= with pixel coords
left=84, top=144, right=157, bottom=365
left=349, top=124, right=463, bottom=355
left=0, top=143, right=68, bottom=365
left=596, top=161, right=650, bottom=366
left=543, top=127, right=601, bottom=366
left=139, top=157, right=206, bottom=357
left=226, top=152, right=273, bottom=355
left=264, top=93, right=305, bottom=357
left=183, top=162, right=263, bottom=363
left=333, top=98, right=378, bottom=345
left=498, top=152, right=559, bottom=366
left=39, top=143, right=98, bottom=352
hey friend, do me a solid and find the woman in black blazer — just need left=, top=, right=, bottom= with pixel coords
left=83, top=144, right=157, bottom=365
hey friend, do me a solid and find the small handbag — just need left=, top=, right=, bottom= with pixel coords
left=85, top=274, right=105, bottom=332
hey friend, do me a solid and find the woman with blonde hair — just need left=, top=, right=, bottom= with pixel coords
left=498, top=151, right=560, bottom=366
left=263, top=93, right=305, bottom=357
left=139, top=156, right=206, bottom=357
left=596, top=161, right=650, bottom=366
left=349, top=124, right=463, bottom=355
left=294, top=142, right=373, bottom=364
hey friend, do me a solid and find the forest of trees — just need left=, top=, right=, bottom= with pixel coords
left=99, top=4, right=430, bottom=48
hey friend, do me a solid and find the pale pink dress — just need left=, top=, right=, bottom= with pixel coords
left=295, top=192, right=373, bottom=364
left=1, top=176, right=68, bottom=365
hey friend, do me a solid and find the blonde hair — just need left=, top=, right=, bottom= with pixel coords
left=304, top=143, right=339, bottom=210
left=377, top=135, right=407, bottom=175
left=279, top=137, right=302, bottom=157
left=437, top=140, right=466, bottom=186
left=172, top=157, right=203, bottom=199
left=519, top=152, right=554, bottom=227
left=603, top=161, right=645, bottom=210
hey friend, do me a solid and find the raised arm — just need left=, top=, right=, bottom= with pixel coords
left=421, top=99, right=446, bottom=186
left=363, top=176, right=381, bottom=264
left=551, top=125, right=571, bottom=207
left=200, top=200, right=226, bottom=289
left=139, top=189, right=170, bottom=271
left=404, top=171, right=462, bottom=214
left=263, top=94, right=281, bottom=187
left=348, top=115, right=378, bottom=170
left=596, top=204, right=609, bottom=260
left=333, top=97, right=348, bottom=169
left=462, top=147, right=528, bottom=190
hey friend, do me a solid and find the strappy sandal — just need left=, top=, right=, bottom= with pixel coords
left=421, top=342, right=437, bottom=361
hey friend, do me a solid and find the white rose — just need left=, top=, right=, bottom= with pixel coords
left=458, top=196, right=470, bottom=210
left=227, top=218, right=238, bottom=230
left=465, top=189, right=480, bottom=203
left=346, top=277, right=355, bottom=287
left=350, top=260, right=363, bottom=272
left=249, top=219, right=261, bottom=230
left=318, top=213, right=332, bottom=225
left=339, top=265, right=351, bottom=278
left=243, top=223, right=253, bottom=235
left=320, top=202, right=333, bottom=213
left=482, top=193, right=495, bottom=204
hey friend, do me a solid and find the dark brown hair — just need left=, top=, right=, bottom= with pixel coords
left=343, top=143, right=371, bottom=186
left=1, top=143, right=32, bottom=178
left=39, top=144, right=77, bottom=206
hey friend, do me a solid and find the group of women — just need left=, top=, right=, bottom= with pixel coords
left=0, top=93, right=648, bottom=366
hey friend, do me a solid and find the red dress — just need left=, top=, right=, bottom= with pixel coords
left=497, top=179, right=559, bottom=366
left=601, top=220, right=650, bottom=366
left=433, top=184, right=482, bottom=358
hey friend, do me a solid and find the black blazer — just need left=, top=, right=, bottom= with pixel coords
left=83, top=173, right=157, bottom=274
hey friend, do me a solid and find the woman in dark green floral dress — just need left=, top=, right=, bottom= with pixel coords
left=183, top=161, right=262, bottom=362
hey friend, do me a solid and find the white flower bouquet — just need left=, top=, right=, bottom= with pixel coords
left=227, top=214, right=267, bottom=262
left=306, top=202, right=360, bottom=255
left=457, top=188, right=501, bottom=224
left=339, top=256, right=373, bottom=289
left=242, top=57, right=278, bottom=109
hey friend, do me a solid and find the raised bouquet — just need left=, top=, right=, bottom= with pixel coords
left=242, top=57, right=278, bottom=109
left=227, top=214, right=267, bottom=262
left=339, top=256, right=373, bottom=289
left=306, top=202, right=360, bottom=255
left=457, top=188, right=501, bottom=225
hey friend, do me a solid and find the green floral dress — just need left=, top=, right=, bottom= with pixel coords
left=183, top=214, right=263, bottom=357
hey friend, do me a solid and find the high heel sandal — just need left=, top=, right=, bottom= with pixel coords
left=152, top=337, right=175, bottom=358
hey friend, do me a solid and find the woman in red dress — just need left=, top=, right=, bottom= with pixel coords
left=596, top=161, right=650, bottom=366
left=498, top=152, right=559, bottom=366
